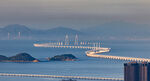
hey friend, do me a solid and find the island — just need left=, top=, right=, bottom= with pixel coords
left=0, top=53, right=78, bottom=62
left=0, top=53, right=39, bottom=62
left=0, top=55, right=8, bottom=62
left=49, top=54, right=78, bottom=61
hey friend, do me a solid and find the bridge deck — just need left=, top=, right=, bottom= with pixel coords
left=34, top=43, right=150, bottom=62
left=0, top=73, right=123, bottom=81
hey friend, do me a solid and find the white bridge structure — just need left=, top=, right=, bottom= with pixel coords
left=34, top=43, right=106, bottom=50
left=34, top=42, right=150, bottom=62
left=0, top=73, right=123, bottom=81
left=86, top=50, right=150, bottom=62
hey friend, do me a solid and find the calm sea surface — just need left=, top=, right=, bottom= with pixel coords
left=0, top=40, right=150, bottom=81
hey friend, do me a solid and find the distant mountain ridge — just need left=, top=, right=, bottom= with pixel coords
left=46, top=27, right=82, bottom=35
left=0, top=22, right=150, bottom=40
left=0, top=53, right=38, bottom=62
left=0, top=24, right=82, bottom=40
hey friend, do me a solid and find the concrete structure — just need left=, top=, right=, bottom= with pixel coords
left=65, top=35, right=69, bottom=45
left=148, top=63, right=150, bottom=81
left=33, top=43, right=109, bottom=50
left=74, top=34, right=78, bottom=45
left=0, top=73, right=123, bottom=81
left=86, top=51, right=150, bottom=62
left=8, top=32, right=10, bottom=40
left=18, top=32, right=21, bottom=39
left=34, top=43, right=150, bottom=62
left=124, top=62, right=150, bottom=81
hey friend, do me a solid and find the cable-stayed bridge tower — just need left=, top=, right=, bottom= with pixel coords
left=74, top=34, right=79, bottom=45
left=65, top=34, right=69, bottom=45
left=18, top=32, right=21, bottom=39
left=8, top=32, right=10, bottom=40
left=98, top=42, right=101, bottom=48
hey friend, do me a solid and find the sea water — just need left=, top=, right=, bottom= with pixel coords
left=0, top=40, right=150, bottom=81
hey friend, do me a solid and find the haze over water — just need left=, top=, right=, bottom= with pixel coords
left=0, top=0, right=150, bottom=81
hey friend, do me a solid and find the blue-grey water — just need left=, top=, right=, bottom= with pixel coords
left=0, top=40, right=150, bottom=81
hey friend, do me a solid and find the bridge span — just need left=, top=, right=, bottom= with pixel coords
left=33, top=43, right=109, bottom=50
left=34, top=43, right=150, bottom=62
left=0, top=73, right=123, bottom=81
left=86, top=50, right=150, bottom=62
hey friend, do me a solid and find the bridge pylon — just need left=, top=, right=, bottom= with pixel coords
left=65, top=34, right=69, bottom=45
left=8, top=32, right=10, bottom=40
left=74, top=34, right=79, bottom=45
left=99, top=42, right=101, bottom=48
left=18, top=32, right=21, bottom=39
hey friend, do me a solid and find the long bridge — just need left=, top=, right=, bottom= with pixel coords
left=33, top=43, right=108, bottom=50
left=86, top=50, right=150, bottom=62
left=34, top=43, right=150, bottom=62
left=0, top=73, right=123, bottom=81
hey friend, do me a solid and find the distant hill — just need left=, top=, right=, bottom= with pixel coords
left=0, top=55, right=8, bottom=61
left=3, top=24, right=31, bottom=33
left=0, top=53, right=39, bottom=62
left=8, top=53, right=36, bottom=61
left=0, top=24, right=32, bottom=39
left=44, top=27, right=83, bottom=39
left=1, top=22, right=150, bottom=40
left=50, top=54, right=78, bottom=61
left=0, top=24, right=83, bottom=40
left=0, top=53, right=78, bottom=62
left=46, top=27, right=82, bottom=35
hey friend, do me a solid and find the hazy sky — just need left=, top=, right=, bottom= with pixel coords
left=0, top=0, right=150, bottom=29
